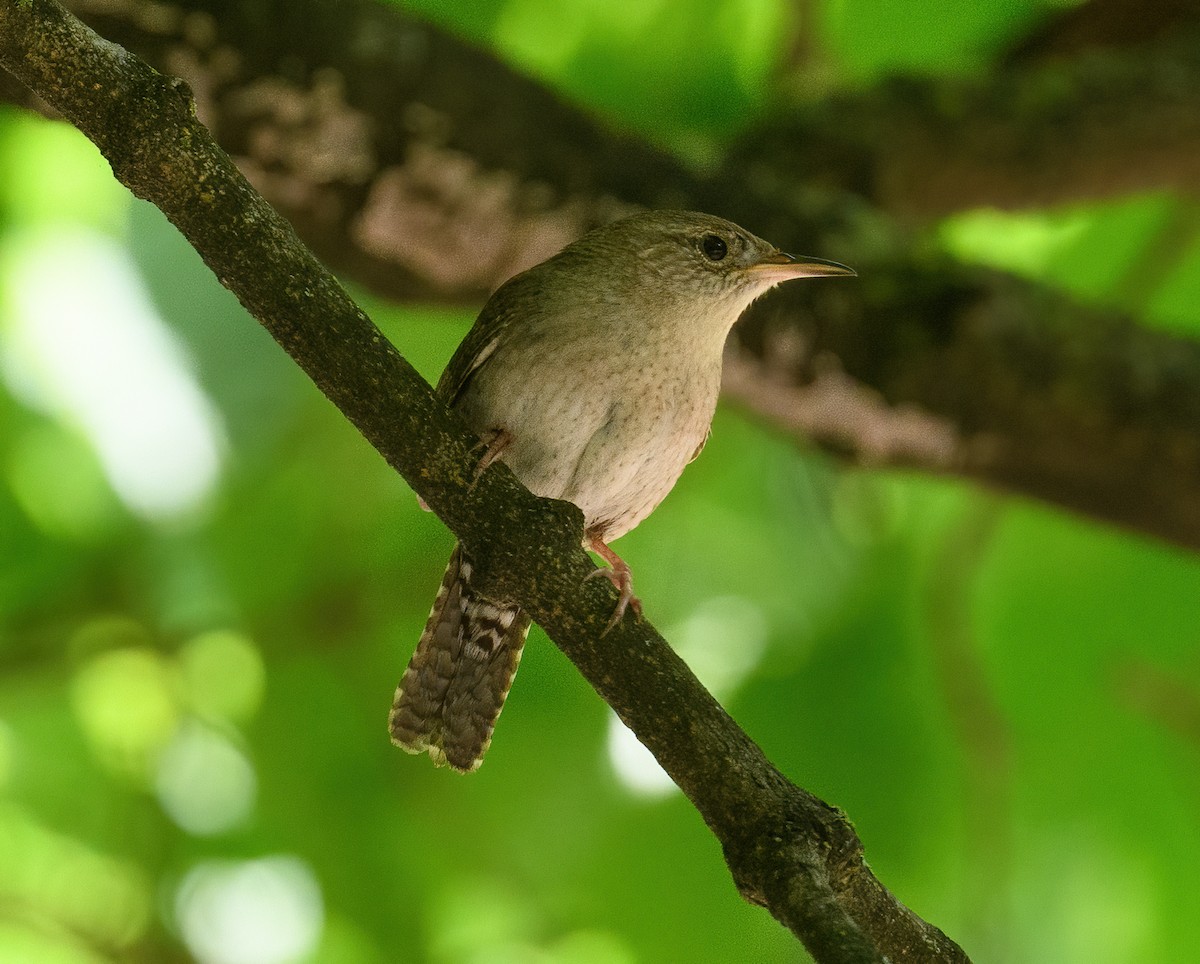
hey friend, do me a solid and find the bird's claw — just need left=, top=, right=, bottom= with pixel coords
left=585, top=564, right=643, bottom=635
left=468, top=428, right=513, bottom=493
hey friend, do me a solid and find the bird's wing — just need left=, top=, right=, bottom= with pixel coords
left=436, top=281, right=529, bottom=408
left=437, top=328, right=502, bottom=408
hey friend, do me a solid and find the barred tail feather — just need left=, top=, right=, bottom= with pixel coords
left=389, top=545, right=530, bottom=772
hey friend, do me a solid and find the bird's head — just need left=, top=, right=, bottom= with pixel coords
left=555, top=210, right=854, bottom=342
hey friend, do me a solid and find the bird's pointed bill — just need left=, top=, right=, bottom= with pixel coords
left=748, top=252, right=856, bottom=284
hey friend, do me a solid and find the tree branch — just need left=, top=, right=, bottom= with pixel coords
left=1003, top=0, right=1200, bottom=65
left=723, top=261, right=1200, bottom=550
left=0, top=1, right=970, bottom=960
left=56, top=0, right=691, bottom=304
left=733, top=27, right=1200, bottom=219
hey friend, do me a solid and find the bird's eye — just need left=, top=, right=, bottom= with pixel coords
left=701, top=234, right=728, bottom=262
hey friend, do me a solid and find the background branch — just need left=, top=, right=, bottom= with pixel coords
left=6, top=0, right=1195, bottom=555
left=1003, top=0, right=1200, bottom=64
left=0, top=1, right=969, bottom=960
left=726, top=265, right=1200, bottom=550
left=735, top=27, right=1200, bottom=219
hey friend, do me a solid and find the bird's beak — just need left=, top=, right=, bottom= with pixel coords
left=748, top=251, right=856, bottom=284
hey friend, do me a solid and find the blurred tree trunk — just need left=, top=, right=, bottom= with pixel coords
left=4, top=0, right=1199, bottom=554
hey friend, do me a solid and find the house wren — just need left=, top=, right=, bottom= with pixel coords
left=389, top=210, right=854, bottom=772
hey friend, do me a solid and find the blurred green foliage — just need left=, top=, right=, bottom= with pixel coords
left=2, top=1, right=1200, bottom=962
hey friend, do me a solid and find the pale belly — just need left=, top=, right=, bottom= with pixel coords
left=456, top=347, right=719, bottom=542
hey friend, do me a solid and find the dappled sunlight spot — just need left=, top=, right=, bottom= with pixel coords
left=608, top=596, right=768, bottom=799
left=940, top=207, right=1092, bottom=277
left=1059, top=852, right=1153, bottom=964
left=1016, top=829, right=1155, bottom=964
left=492, top=0, right=609, bottom=75
left=154, top=721, right=255, bottom=836
left=429, top=878, right=638, bottom=962
left=665, top=595, right=767, bottom=699
left=175, top=856, right=323, bottom=964
left=0, top=919, right=110, bottom=964
left=427, top=876, right=538, bottom=961
left=178, top=630, right=266, bottom=725
left=6, top=423, right=119, bottom=542
left=606, top=713, right=675, bottom=799
left=0, top=226, right=225, bottom=522
left=549, top=928, right=638, bottom=964
left=0, top=111, right=126, bottom=229
left=69, top=646, right=180, bottom=782
left=0, top=802, right=150, bottom=949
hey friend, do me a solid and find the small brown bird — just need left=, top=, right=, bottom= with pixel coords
left=389, top=211, right=853, bottom=772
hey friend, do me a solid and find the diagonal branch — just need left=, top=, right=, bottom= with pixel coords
left=0, top=1, right=970, bottom=960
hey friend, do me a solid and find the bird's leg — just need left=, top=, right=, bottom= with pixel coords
left=473, top=428, right=513, bottom=478
left=467, top=427, right=513, bottom=495
left=583, top=528, right=643, bottom=634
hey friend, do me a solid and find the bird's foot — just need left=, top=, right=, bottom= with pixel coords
left=584, top=566, right=643, bottom=634
left=421, top=428, right=513, bottom=510
left=469, top=428, right=513, bottom=491
left=584, top=533, right=643, bottom=634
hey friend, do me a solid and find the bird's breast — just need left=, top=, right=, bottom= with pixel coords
left=457, top=333, right=722, bottom=539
